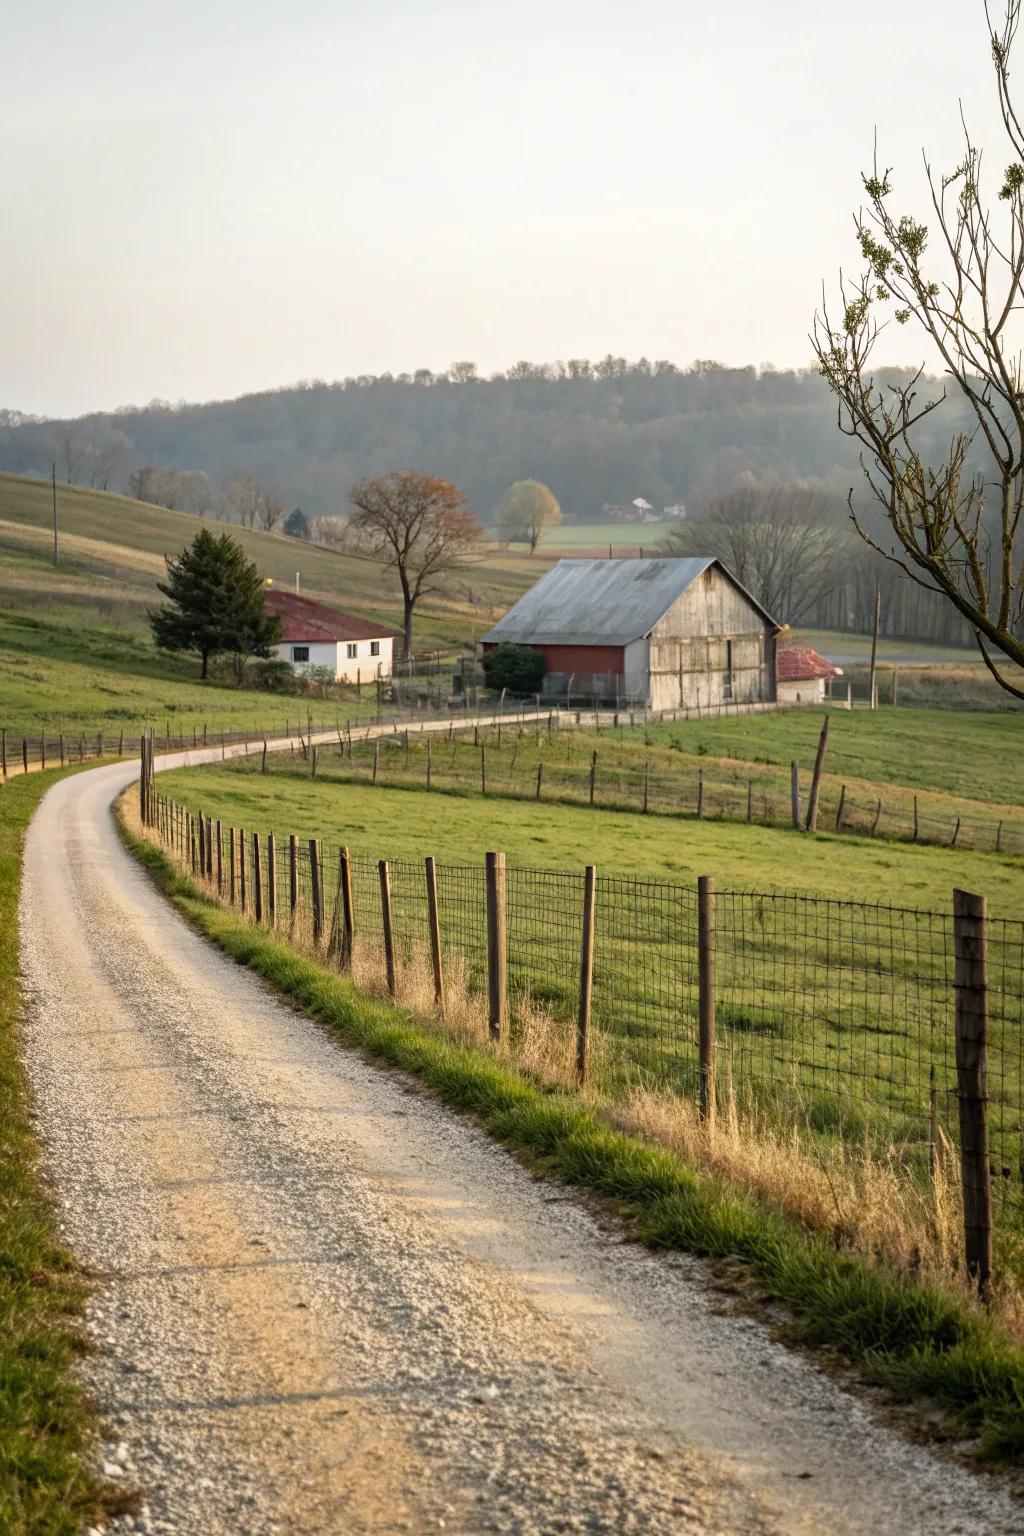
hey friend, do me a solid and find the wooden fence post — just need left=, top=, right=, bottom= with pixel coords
left=485, top=851, right=507, bottom=1042
left=59, top=733, right=65, bottom=767
left=536, top=762, right=543, bottom=800
left=835, top=784, right=846, bottom=832
left=340, top=845, right=354, bottom=968
left=372, top=740, right=379, bottom=784
left=262, top=740, right=268, bottom=773
left=1, top=729, right=5, bottom=779
left=790, top=760, right=800, bottom=830
left=379, top=859, right=397, bottom=996
left=576, top=864, right=597, bottom=1086
left=22, top=739, right=28, bottom=775
left=697, top=875, right=716, bottom=1132
left=267, top=832, right=276, bottom=926
left=871, top=799, right=883, bottom=836
left=425, top=856, right=444, bottom=1013
left=239, top=827, right=247, bottom=911
left=804, top=715, right=831, bottom=832
left=589, top=751, right=597, bottom=806
left=426, top=739, right=432, bottom=790
left=215, top=820, right=223, bottom=893
left=252, top=833, right=263, bottom=922
left=229, top=828, right=237, bottom=903
left=309, top=839, right=324, bottom=947
left=480, top=744, right=487, bottom=795
left=953, top=888, right=992, bottom=1298
left=913, top=796, right=920, bottom=843
left=697, top=768, right=704, bottom=818
left=643, top=761, right=650, bottom=814
left=198, top=814, right=206, bottom=877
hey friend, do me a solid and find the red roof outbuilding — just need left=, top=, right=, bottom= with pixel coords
left=776, top=646, right=843, bottom=683
left=265, top=589, right=394, bottom=645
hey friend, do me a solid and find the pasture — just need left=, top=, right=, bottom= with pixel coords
left=157, top=744, right=1024, bottom=915
left=154, top=745, right=1024, bottom=1283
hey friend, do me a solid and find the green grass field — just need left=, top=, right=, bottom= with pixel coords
left=153, top=752, right=1024, bottom=1294
left=0, top=608, right=389, bottom=737
left=496, top=520, right=678, bottom=553
left=637, top=706, right=1024, bottom=806
left=157, top=757, right=1024, bottom=912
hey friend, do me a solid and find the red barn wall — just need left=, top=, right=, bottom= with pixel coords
left=482, top=642, right=624, bottom=675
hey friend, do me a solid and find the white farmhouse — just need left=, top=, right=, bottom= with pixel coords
left=266, top=589, right=395, bottom=682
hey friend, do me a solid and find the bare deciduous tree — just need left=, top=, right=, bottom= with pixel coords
left=663, top=483, right=851, bottom=623
left=814, top=0, right=1024, bottom=696
left=227, top=471, right=284, bottom=532
left=349, top=469, right=482, bottom=656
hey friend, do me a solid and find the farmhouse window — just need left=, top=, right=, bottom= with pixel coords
left=292, top=645, right=310, bottom=663
left=347, top=642, right=358, bottom=658
left=370, top=640, right=380, bottom=656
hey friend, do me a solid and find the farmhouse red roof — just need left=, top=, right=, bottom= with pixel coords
left=265, top=588, right=393, bottom=644
left=777, top=646, right=843, bottom=683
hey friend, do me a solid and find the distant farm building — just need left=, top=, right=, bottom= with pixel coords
left=265, top=589, right=394, bottom=682
left=776, top=646, right=842, bottom=704
left=482, top=557, right=778, bottom=709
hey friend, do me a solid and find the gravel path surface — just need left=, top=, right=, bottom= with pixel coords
left=18, top=753, right=1024, bottom=1535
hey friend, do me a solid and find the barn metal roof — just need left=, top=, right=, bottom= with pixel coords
left=482, top=558, right=775, bottom=647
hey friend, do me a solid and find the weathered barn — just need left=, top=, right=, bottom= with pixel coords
left=482, top=557, right=778, bottom=709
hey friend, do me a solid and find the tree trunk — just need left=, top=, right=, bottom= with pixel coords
left=403, top=599, right=414, bottom=660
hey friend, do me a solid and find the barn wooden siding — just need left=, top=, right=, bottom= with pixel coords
left=648, top=565, right=775, bottom=710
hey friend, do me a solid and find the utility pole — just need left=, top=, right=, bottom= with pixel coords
left=868, top=583, right=880, bottom=709
left=52, top=462, right=59, bottom=567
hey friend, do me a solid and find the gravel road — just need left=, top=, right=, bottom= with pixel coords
left=18, top=753, right=1024, bottom=1535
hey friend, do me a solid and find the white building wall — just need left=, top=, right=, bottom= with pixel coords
left=332, top=636, right=393, bottom=682
left=272, top=640, right=340, bottom=677
left=777, top=678, right=827, bottom=705
left=272, top=636, right=394, bottom=682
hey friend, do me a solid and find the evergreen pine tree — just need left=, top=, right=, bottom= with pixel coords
left=149, top=529, right=281, bottom=679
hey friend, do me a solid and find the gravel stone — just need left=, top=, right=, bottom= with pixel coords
left=17, top=753, right=1024, bottom=1534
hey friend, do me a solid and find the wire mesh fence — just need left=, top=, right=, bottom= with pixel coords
left=150, top=787, right=1024, bottom=1277
left=286, top=727, right=1024, bottom=857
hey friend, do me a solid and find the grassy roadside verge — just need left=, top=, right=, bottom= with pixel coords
left=0, top=769, right=120, bottom=1535
left=119, top=814, right=1024, bottom=1466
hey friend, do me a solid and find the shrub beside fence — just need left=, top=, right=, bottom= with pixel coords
left=144, top=771, right=1024, bottom=1295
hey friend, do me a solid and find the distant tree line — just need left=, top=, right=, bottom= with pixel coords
left=3, top=358, right=982, bottom=523
left=0, top=358, right=1002, bottom=645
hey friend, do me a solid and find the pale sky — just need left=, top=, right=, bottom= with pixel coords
left=1, top=0, right=1007, bottom=417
